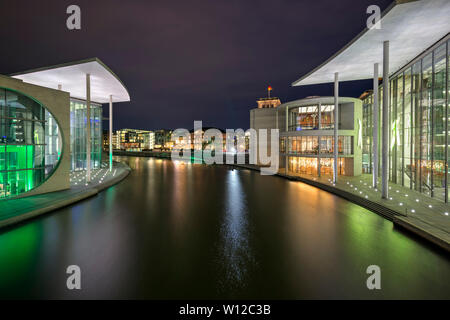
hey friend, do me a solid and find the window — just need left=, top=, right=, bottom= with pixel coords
left=0, top=88, right=61, bottom=199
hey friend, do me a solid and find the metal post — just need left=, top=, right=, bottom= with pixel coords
left=373, top=63, right=379, bottom=189
left=109, top=94, right=113, bottom=172
left=333, top=72, right=339, bottom=184
left=382, top=41, right=389, bottom=199
left=86, top=74, right=91, bottom=183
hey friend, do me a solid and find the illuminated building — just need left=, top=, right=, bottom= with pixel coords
left=115, top=128, right=155, bottom=151
left=0, top=58, right=130, bottom=199
left=251, top=96, right=362, bottom=177
left=154, top=129, right=173, bottom=150
left=291, top=0, right=450, bottom=203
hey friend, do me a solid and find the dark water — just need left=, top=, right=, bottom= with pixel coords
left=0, top=156, right=449, bottom=299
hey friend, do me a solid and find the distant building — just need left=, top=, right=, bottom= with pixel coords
left=256, top=97, right=281, bottom=109
left=250, top=96, right=362, bottom=177
left=189, top=127, right=227, bottom=151
left=115, top=128, right=155, bottom=151
left=154, top=129, right=173, bottom=150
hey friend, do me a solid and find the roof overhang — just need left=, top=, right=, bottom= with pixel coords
left=292, top=0, right=450, bottom=86
left=11, top=58, right=130, bottom=104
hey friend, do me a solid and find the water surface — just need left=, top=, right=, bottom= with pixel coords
left=0, top=156, right=448, bottom=299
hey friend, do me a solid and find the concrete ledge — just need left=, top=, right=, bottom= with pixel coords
left=0, top=189, right=98, bottom=229
left=393, top=215, right=450, bottom=252
left=0, top=164, right=131, bottom=230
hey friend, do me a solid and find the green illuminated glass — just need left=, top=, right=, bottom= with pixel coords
left=0, top=88, right=61, bottom=199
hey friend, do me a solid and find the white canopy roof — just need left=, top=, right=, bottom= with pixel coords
left=12, top=58, right=130, bottom=104
left=292, top=0, right=450, bottom=86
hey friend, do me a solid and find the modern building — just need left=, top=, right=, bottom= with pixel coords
left=290, top=0, right=450, bottom=203
left=154, top=129, right=173, bottom=150
left=0, top=58, right=130, bottom=199
left=250, top=96, right=362, bottom=176
left=189, top=127, right=227, bottom=152
left=114, top=128, right=155, bottom=151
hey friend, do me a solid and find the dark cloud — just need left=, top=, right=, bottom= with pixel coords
left=0, top=0, right=392, bottom=130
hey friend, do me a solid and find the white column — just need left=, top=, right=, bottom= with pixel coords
left=109, top=95, right=113, bottom=171
left=285, top=107, right=288, bottom=132
left=318, top=102, right=322, bottom=177
left=86, top=74, right=91, bottom=183
left=333, top=72, right=339, bottom=184
left=373, top=63, right=379, bottom=189
left=382, top=41, right=389, bottom=199
left=58, top=84, right=62, bottom=90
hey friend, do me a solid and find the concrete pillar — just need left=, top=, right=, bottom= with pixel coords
left=373, top=63, right=379, bottom=189
left=333, top=72, right=339, bottom=184
left=318, top=102, right=322, bottom=130
left=285, top=107, right=288, bottom=132
left=86, top=74, right=91, bottom=183
left=382, top=41, right=389, bottom=199
left=318, top=102, right=322, bottom=177
left=109, top=95, right=113, bottom=171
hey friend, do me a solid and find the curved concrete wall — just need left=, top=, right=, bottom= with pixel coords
left=0, top=75, right=71, bottom=198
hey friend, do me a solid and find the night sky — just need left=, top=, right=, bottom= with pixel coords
left=0, top=0, right=392, bottom=131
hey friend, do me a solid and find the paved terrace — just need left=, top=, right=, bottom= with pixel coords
left=231, top=164, right=450, bottom=252
left=0, top=161, right=130, bottom=229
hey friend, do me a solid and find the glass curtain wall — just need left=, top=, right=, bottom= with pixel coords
left=70, top=99, right=102, bottom=171
left=0, top=88, right=61, bottom=199
left=361, top=38, right=449, bottom=202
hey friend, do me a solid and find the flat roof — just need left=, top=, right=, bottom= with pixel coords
left=292, top=0, right=450, bottom=86
left=11, top=58, right=130, bottom=104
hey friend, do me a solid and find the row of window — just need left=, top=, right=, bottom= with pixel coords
left=281, top=136, right=353, bottom=155
left=287, top=105, right=335, bottom=131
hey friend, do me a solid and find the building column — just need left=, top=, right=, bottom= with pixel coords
left=109, top=95, right=113, bottom=172
left=318, top=102, right=322, bottom=130
left=86, top=74, right=91, bottom=183
left=373, top=63, right=379, bottom=189
left=285, top=107, right=288, bottom=132
left=382, top=41, right=389, bottom=199
left=333, top=72, right=339, bottom=184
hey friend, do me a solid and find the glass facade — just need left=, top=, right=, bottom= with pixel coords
left=287, top=104, right=337, bottom=131
left=287, top=156, right=347, bottom=176
left=0, top=88, right=61, bottom=199
left=362, top=38, right=449, bottom=202
left=286, top=135, right=353, bottom=155
left=70, top=99, right=102, bottom=171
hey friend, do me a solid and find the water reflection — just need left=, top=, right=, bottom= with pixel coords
left=0, top=157, right=448, bottom=299
left=218, top=169, right=253, bottom=293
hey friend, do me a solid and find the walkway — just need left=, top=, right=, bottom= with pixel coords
left=0, top=162, right=130, bottom=229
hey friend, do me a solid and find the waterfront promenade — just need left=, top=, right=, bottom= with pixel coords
left=0, top=161, right=131, bottom=229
